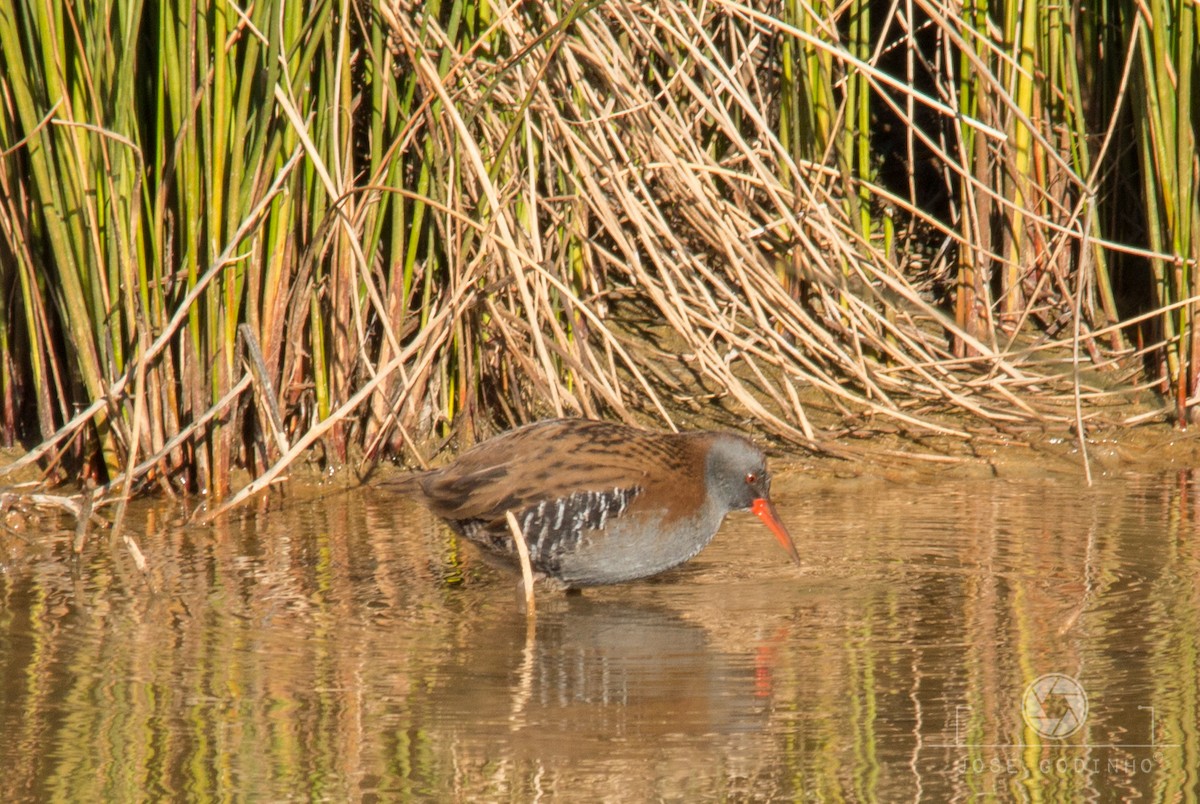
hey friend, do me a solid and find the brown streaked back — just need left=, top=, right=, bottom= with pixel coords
left=408, top=419, right=716, bottom=523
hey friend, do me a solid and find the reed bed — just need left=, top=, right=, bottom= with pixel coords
left=0, top=0, right=1196, bottom=515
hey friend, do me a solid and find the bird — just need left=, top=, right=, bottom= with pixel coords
left=389, top=418, right=799, bottom=589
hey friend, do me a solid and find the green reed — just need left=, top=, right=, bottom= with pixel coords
left=0, top=0, right=378, bottom=494
left=1128, top=0, right=1199, bottom=417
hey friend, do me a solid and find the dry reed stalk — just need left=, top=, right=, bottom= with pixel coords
left=197, top=279, right=477, bottom=522
left=377, top=0, right=1095, bottom=453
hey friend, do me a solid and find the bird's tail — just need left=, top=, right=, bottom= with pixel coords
left=377, top=471, right=430, bottom=498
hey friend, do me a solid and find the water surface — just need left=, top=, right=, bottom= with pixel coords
left=2, top=467, right=1197, bottom=800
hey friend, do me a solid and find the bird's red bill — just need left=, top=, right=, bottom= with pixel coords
left=751, top=498, right=801, bottom=564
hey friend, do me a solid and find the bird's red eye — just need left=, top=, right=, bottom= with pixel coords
left=745, top=472, right=758, bottom=485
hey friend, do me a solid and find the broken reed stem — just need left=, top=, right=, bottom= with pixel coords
left=237, top=324, right=290, bottom=457
left=108, top=329, right=150, bottom=551
left=72, top=482, right=96, bottom=555
left=92, top=375, right=252, bottom=498
left=195, top=353, right=410, bottom=523
left=196, top=287, right=473, bottom=523
left=505, top=510, right=537, bottom=615
left=120, top=532, right=147, bottom=573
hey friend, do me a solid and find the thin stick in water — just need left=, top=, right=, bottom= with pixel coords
left=505, top=510, right=536, bottom=615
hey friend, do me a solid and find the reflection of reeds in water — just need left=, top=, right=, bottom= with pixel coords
left=0, top=0, right=1196, bottom=510
left=0, top=475, right=1198, bottom=798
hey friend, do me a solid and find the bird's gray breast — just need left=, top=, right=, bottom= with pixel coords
left=553, top=495, right=727, bottom=587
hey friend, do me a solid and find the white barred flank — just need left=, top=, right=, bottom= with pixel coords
left=520, top=486, right=641, bottom=558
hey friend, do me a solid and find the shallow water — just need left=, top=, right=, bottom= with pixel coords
left=2, top=466, right=1198, bottom=800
